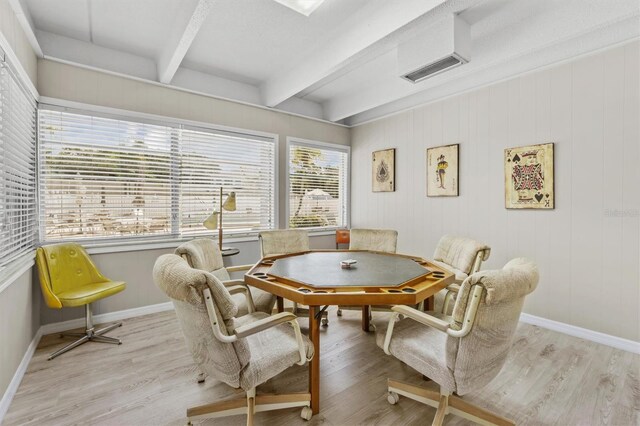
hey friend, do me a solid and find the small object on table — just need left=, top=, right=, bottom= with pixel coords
left=340, top=259, right=357, bottom=269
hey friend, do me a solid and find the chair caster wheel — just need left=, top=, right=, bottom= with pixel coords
left=301, top=406, right=313, bottom=420
left=337, top=309, right=343, bottom=316
left=368, top=324, right=376, bottom=332
left=197, top=373, right=206, bottom=384
left=321, top=318, right=329, bottom=327
left=387, top=391, right=399, bottom=405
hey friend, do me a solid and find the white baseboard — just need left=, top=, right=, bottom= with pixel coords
left=520, top=313, right=640, bottom=355
left=40, top=302, right=174, bottom=335
left=0, top=327, right=42, bottom=423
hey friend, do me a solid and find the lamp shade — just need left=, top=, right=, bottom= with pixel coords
left=203, top=210, right=219, bottom=230
left=222, top=191, right=236, bottom=211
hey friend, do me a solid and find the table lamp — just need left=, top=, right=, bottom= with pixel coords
left=203, top=188, right=236, bottom=250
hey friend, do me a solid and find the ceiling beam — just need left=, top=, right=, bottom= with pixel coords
left=157, top=0, right=215, bottom=84
left=260, top=0, right=449, bottom=109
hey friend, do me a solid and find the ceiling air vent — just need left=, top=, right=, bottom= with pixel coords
left=398, top=14, right=470, bottom=84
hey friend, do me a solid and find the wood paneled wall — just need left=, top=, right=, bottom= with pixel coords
left=351, top=41, right=639, bottom=341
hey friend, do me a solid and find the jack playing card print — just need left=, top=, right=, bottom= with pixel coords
left=427, top=144, right=459, bottom=197
left=504, top=143, right=554, bottom=209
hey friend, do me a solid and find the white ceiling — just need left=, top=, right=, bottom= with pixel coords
left=16, top=0, right=640, bottom=125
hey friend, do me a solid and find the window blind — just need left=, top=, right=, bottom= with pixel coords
left=288, top=140, right=348, bottom=229
left=38, top=109, right=174, bottom=242
left=179, top=126, right=276, bottom=236
left=38, top=107, right=277, bottom=242
left=0, top=54, right=37, bottom=270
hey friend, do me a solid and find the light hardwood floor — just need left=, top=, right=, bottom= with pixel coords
left=4, top=308, right=639, bottom=425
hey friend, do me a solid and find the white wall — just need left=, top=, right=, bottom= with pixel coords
left=351, top=41, right=640, bottom=342
left=0, top=0, right=37, bottom=85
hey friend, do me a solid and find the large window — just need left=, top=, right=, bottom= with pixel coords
left=287, top=138, right=349, bottom=230
left=0, top=52, right=37, bottom=270
left=38, top=107, right=276, bottom=243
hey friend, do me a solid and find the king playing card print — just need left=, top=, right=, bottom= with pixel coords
left=504, top=143, right=554, bottom=209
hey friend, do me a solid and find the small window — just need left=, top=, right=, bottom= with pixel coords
left=287, top=138, right=349, bottom=230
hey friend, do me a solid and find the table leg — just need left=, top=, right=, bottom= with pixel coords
left=309, top=305, right=320, bottom=414
left=425, top=296, right=434, bottom=311
left=276, top=296, right=284, bottom=313
left=361, top=305, right=371, bottom=332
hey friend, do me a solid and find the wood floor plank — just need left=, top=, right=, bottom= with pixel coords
left=4, top=308, right=639, bottom=425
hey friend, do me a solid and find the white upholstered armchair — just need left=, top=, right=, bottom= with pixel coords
left=175, top=238, right=277, bottom=316
left=431, top=235, right=491, bottom=314
left=337, top=228, right=398, bottom=323
left=377, top=258, right=538, bottom=425
left=258, top=229, right=330, bottom=326
left=153, top=254, right=315, bottom=425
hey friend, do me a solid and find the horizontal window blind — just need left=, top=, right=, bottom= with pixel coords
left=38, top=107, right=277, bottom=243
left=0, top=54, right=37, bottom=270
left=288, top=140, right=348, bottom=229
left=39, top=109, right=174, bottom=241
left=180, top=127, right=275, bottom=236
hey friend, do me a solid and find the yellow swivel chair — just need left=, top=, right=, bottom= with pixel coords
left=36, top=243, right=126, bottom=360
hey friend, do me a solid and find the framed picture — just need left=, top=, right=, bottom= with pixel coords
left=427, top=144, right=459, bottom=197
left=372, top=148, right=395, bottom=192
left=504, top=143, right=554, bottom=209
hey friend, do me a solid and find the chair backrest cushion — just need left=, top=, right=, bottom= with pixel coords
left=36, top=244, right=108, bottom=306
left=175, top=238, right=231, bottom=281
left=446, top=258, right=538, bottom=395
left=433, top=235, right=491, bottom=275
left=259, top=229, right=309, bottom=257
left=349, top=228, right=398, bottom=253
left=152, top=254, right=250, bottom=388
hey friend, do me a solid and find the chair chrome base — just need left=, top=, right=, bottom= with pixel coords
left=386, top=379, right=514, bottom=426
left=48, top=303, right=123, bottom=360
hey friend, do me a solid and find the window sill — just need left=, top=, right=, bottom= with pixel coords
left=0, top=251, right=36, bottom=295
left=82, top=235, right=261, bottom=255
left=39, top=229, right=340, bottom=257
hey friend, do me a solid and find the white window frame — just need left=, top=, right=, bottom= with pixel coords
left=38, top=97, right=279, bottom=250
left=285, top=136, right=350, bottom=234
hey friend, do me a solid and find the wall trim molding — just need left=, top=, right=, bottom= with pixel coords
left=520, top=313, right=640, bottom=355
left=40, top=302, right=174, bottom=335
left=0, top=327, right=42, bottom=423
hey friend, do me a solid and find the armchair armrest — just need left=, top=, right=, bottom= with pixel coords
left=391, top=306, right=450, bottom=332
left=234, top=312, right=309, bottom=365
left=226, top=264, right=253, bottom=273
left=233, top=312, right=297, bottom=338
left=442, top=283, right=461, bottom=314
left=383, top=285, right=485, bottom=354
left=225, top=284, right=256, bottom=313
left=202, top=288, right=309, bottom=365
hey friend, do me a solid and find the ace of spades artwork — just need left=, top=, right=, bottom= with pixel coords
left=372, top=148, right=395, bottom=192
left=504, top=143, right=554, bottom=209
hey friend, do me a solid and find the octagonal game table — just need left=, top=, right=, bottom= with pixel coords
left=244, top=250, right=455, bottom=415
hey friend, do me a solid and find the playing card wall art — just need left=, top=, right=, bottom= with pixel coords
left=372, top=148, right=395, bottom=192
left=504, top=143, right=554, bottom=209
left=427, top=144, right=459, bottom=197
